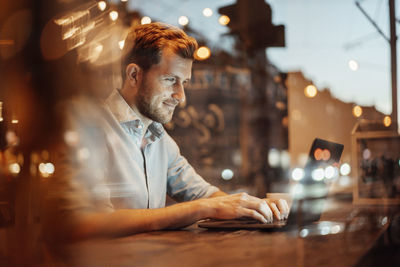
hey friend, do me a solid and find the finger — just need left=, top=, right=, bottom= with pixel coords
left=239, top=208, right=269, bottom=224
left=276, top=199, right=289, bottom=219
left=281, top=199, right=290, bottom=218
left=268, top=202, right=282, bottom=220
left=258, top=201, right=274, bottom=222
left=241, top=198, right=273, bottom=222
left=266, top=198, right=289, bottom=219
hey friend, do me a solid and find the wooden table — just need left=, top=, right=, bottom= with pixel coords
left=55, top=198, right=392, bottom=267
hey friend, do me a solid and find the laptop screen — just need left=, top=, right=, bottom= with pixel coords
left=288, top=138, right=344, bottom=226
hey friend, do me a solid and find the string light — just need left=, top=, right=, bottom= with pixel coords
left=304, top=85, right=317, bottom=98
left=383, top=116, right=392, bottom=127
left=141, top=16, right=151, bottom=25
left=98, top=1, right=107, bottom=11
left=352, top=105, right=362, bottom=118
left=109, top=11, right=118, bottom=21
left=203, top=8, right=213, bottom=17
left=178, top=16, right=189, bottom=26
left=9, top=163, right=20, bottom=175
left=39, top=162, right=55, bottom=177
left=348, top=60, right=359, bottom=71
left=218, top=15, right=230, bottom=26
left=195, top=46, right=211, bottom=60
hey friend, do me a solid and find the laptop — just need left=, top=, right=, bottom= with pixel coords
left=198, top=138, right=344, bottom=230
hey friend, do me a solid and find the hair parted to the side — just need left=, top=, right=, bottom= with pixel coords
left=121, top=22, right=198, bottom=81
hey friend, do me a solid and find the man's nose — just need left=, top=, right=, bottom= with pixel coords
left=172, top=83, right=186, bottom=103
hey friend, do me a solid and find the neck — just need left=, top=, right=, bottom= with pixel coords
left=119, top=85, right=153, bottom=131
left=131, top=105, right=153, bottom=131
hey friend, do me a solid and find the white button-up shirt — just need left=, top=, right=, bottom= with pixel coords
left=54, top=90, right=219, bottom=214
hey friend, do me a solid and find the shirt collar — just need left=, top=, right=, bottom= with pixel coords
left=105, top=89, right=165, bottom=139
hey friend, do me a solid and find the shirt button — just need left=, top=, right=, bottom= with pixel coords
left=137, top=124, right=143, bottom=129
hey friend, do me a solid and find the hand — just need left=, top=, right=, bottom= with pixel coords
left=201, top=192, right=283, bottom=224
left=264, top=198, right=290, bottom=220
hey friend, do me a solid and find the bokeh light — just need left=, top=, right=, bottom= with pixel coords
left=348, top=59, right=359, bottom=71
left=339, top=163, right=351, bottom=176
left=195, top=46, right=211, bottom=60
left=304, top=85, right=318, bottom=98
left=292, top=168, right=304, bottom=181
left=218, top=15, right=230, bottom=26
left=314, top=148, right=323, bottom=160
left=109, top=11, right=118, bottom=21
left=141, top=16, right=151, bottom=25
left=77, top=147, right=91, bottom=161
left=383, top=116, right=392, bottom=127
left=324, top=166, right=338, bottom=179
left=178, top=16, right=189, bottom=26
left=352, top=105, right=362, bottom=117
left=9, top=163, right=20, bottom=175
left=299, top=228, right=309, bottom=238
left=118, top=40, right=125, bottom=50
left=312, top=168, right=325, bottom=181
left=221, top=169, right=234, bottom=180
left=321, top=149, right=331, bottom=161
left=39, top=162, right=55, bottom=177
left=203, top=8, right=213, bottom=17
left=268, top=148, right=280, bottom=168
left=97, top=1, right=107, bottom=11
left=362, top=148, right=371, bottom=160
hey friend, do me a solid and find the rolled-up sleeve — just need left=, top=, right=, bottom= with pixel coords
left=165, top=134, right=220, bottom=202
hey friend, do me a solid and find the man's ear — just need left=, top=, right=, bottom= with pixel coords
left=125, top=63, right=141, bottom=86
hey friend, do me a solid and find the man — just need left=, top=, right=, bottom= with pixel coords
left=47, top=22, right=288, bottom=240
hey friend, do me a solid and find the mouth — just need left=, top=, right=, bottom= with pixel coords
left=163, top=101, right=177, bottom=109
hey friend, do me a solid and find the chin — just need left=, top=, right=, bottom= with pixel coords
left=154, top=114, right=173, bottom=124
left=160, top=116, right=173, bottom=124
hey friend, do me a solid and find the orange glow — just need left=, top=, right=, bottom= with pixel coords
left=314, top=148, right=323, bottom=160
left=314, top=148, right=331, bottom=161
left=383, top=116, right=392, bottom=127
left=282, top=116, right=288, bottom=127
left=195, top=46, right=211, bottom=60
left=304, top=85, right=317, bottom=98
left=219, top=15, right=230, bottom=26
left=352, top=105, right=362, bottom=117
left=321, top=149, right=331, bottom=161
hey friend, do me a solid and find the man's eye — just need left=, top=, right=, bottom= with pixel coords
left=165, top=77, right=176, bottom=83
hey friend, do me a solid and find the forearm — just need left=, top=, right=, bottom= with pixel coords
left=70, top=200, right=211, bottom=240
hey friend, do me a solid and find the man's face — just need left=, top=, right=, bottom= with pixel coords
left=135, top=48, right=192, bottom=124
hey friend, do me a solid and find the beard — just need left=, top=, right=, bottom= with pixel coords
left=135, top=82, right=175, bottom=124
